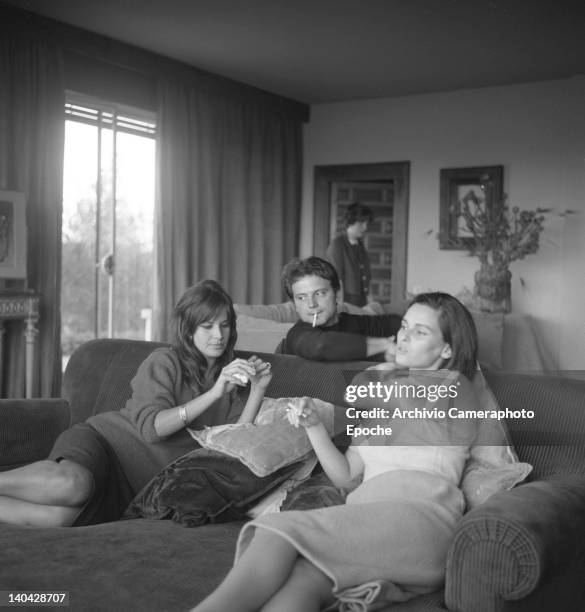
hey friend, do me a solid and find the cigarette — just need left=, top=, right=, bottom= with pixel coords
left=312, top=312, right=318, bottom=327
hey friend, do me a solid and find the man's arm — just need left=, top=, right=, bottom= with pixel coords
left=354, top=313, right=402, bottom=337
left=365, top=336, right=394, bottom=357
left=348, top=312, right=401, bottom=359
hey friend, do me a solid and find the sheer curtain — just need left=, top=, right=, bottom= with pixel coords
left=154, top=79, right=302, bottom=341
left=0, top=30, right=64, bottom=397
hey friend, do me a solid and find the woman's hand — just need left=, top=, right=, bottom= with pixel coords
left=287, top=397, right=322, bottom=429
left=246, top=355, right=273, bottom=390
left=211, top=358, right=257, bottom=397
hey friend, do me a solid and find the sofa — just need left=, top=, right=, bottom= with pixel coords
left=1, top=338, right=585, bottom=611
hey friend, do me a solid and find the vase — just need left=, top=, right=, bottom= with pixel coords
left=473, top=265, right=512, bottom=313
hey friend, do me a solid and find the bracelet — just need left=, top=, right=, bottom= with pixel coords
left=179, top=406, right=188, bottom=426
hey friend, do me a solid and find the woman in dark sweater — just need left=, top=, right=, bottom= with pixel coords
left=0, top=280, right=272, bottom=527
left=326, top=202, right=374, bottom=307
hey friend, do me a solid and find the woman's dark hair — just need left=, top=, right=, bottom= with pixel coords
left=343, top=202, right=373, bottom=228
left=409, top=292, right=478, bottom=380
left=281, top=256, right=340, bottom=299
left=172, top=280, right=237, bottom=391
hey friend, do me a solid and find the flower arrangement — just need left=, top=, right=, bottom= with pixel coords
left=453, top=177, right=574, bottom=312
left=457, top=188, right=548, bottom=269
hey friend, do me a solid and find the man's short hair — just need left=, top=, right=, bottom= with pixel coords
left=343, top=202, right=373, bottom=228
left=281, top=256, right=340, bottom=299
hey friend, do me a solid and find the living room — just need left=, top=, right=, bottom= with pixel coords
left=1, top=1, right=584, bottom=394
left=2, top=3, right=585, bottom=610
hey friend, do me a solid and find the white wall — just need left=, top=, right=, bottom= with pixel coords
left=302, top=77, right=585, bottom=370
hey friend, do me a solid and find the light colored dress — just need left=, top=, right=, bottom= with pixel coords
left=236, top=372, right=479, bottom=605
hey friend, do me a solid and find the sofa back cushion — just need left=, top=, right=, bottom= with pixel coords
left=0, top=399, right=71, bottom=470
left=62, top=339, right=585, bottom=482
left=63, top=339, right=168, bottom=424
left=63, top=340, right=367, bottom=429
left=484, top=372, right=585, bottom=479
left=235, top=314, right=294, bottom=353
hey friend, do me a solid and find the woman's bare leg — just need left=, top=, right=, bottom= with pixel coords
left=192, top=529, right=302, bottom=612
left=261, top=556, right=335, bottom=612
left=0, top=459, right=92, bottom=527
left=0, top=496, right=82, bottom=527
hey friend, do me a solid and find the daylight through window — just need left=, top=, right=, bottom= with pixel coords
left=61, top=94, right=156, bottom=368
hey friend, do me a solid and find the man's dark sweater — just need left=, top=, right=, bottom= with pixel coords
left=280, top=312, right=402, bottom=361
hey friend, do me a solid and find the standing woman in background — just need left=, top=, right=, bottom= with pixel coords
left=0, top=280, right=272, bottom=527
left=326, top=202, right=374, bottom=307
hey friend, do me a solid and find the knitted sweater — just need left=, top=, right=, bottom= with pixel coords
left=88, top=347, right=244, bottom=493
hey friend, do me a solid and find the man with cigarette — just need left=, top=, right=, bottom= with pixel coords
left=279, top=256, right=401, bottom=361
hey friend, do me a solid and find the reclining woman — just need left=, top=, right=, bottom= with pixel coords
left=0, top=280, right=272, bottom=527
left=193, top=292, right=482, bottom=612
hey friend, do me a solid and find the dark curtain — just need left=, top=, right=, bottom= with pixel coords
left=154, top=80, right=302, bottom=341
left=0, top=29, right=64, bottom=397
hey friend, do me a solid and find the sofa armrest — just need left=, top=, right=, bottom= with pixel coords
left=445, top=474, right=585, bottom=612
left=0, top=399, right=71, bottom=470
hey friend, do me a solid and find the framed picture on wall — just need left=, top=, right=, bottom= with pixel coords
left=0, top=190, right=27, bottom=279
left=439, top=165, right=503, bottom=250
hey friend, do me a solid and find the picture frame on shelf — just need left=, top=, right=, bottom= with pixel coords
left=439, top=165, right=503, bottom=250
left=0, top=190, right=27, bottom=279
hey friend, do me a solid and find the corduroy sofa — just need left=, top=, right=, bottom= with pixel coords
left=1, top=338, right=585, bottom=612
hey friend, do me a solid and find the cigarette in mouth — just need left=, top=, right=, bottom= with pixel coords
left=312, top=313, right=317, bottom=327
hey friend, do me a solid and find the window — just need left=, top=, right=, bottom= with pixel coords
left=61, top=93, right=156, bottom=366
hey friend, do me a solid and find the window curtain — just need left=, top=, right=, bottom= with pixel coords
left=154, top=79, right=302, bottom=341
left=0, top=30, right=64, bottom=397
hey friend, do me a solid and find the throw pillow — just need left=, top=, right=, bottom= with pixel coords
left=460, top=370, right=532, bottom=510
left=468, top=370, right=520, bottom=465
left=461, top=461, right=533, bottom=511
left=188, top=397, right=336, bottom=477
left=281, top=470, right=346, bottom=511
left=123, top=448, right=302, bottom=527
left=247, top=456, right=319, bottom=518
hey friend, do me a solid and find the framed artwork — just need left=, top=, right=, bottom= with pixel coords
left=439, top=165, right=503, bottom=250
left=0, top=190, right=27, bottom=278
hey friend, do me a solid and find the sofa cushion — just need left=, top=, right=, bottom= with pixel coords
left=234, top=302, right=298, bottom=322
left=188, top=397, right=336, bottom=476
left=123, top=448, right=302, bottom=527
left=0, top=519, right=242, bottom=611
left=63, top=338, right=168, bottom=424
left=469, top=310, right=504, bottom=370
left=483, top=372, right=585, bottom=480
left=281, top=470, right=346, bottom=511
left=0, top=399, right=71, bottom=470
left=235, top=314, right=294, bottom=353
